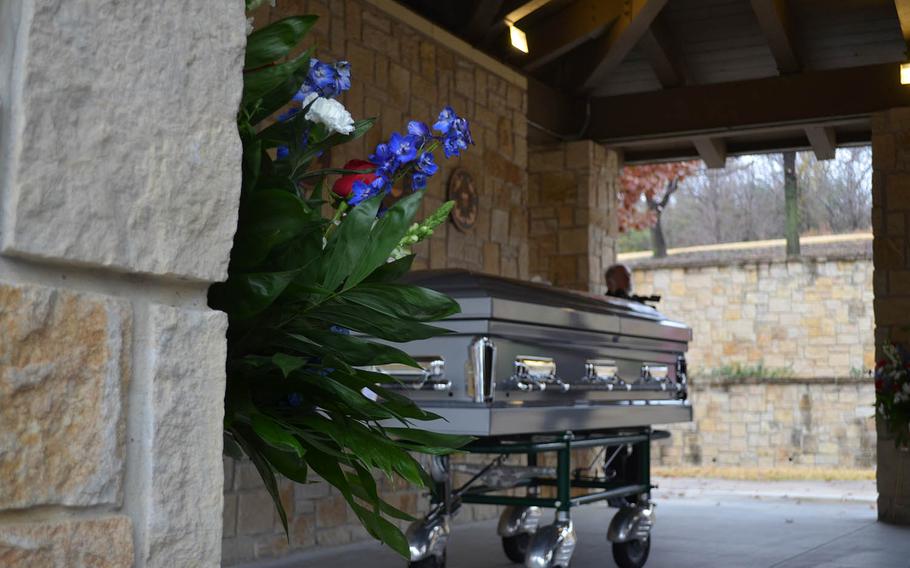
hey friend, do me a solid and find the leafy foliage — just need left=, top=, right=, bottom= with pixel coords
left=618, top=161, right=700, bottom=233
left=211, top=14, right=472, bottom=556
left=875, top=344, right=910, bottom=447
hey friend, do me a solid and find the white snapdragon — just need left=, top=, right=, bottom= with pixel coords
left=301, top=92, right=355, bottom=135
left=246, top=17, right=255, bottom=35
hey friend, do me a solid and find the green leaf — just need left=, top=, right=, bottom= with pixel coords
left=232, top=190, right=316, bottom=270
left=346, top=191, right=424, bottom=288
left=320, top=195, right=382, bottom=291
left=363, top=254, right=415, bottom=284
left=245, top=16, right=317, bottom=70
left=209, top=268, right=301, bottom=320
left=385, top=427, right=475, bottom=453
left=233, top=427, right=289, bottom=535
left=258, top=443, right=309, bottom=484
left=350, top=502, right=411, bottom=558
left=272, top=353, right=307, bottom=377
left=251, top=413, right=307, bottom=458
left=294, top=330, right=420, bottom=367
left=343, top=282, right=461, bottom=322
left=243, top=48, right=314, bottom=124
left=308, top=302, right=452, bottom=342
left=291, top=118, right=375, bottom=167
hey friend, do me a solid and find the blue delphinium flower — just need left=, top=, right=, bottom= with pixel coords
left=276, top=145, right=289, bottom=160
left=408, top=120, right=431, bottom=144
left=288, top=392, right=303, bottom=407
left=349, top=176, right=387, bottom=206
left=293, top=58, right=352, bottom=101
left=416, top=151, right=438, bottom=176
left=433, top=106, right=457, bottom=134
left=278, top=107, right=300, bottom=122
left=389, top=132, right=419, bottom=165
left=411, top=172, right=428, bottom=190
left=329, top=325, right=351, bottom=335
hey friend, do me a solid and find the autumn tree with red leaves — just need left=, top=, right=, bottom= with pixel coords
left=618, top=161, right=700, bottom=257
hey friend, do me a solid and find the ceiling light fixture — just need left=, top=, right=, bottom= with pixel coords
left=901, top=62, right=910, bottom=85
left=508, top=23, right=529, bottom=53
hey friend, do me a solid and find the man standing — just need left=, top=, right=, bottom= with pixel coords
left=605, top=264, right=633, bottom=299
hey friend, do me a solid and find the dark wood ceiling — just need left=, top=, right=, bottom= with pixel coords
left=396, top=0, right=910, bottom=164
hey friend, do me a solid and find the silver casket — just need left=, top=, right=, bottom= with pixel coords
left=371, top=270, right=693, bottom=437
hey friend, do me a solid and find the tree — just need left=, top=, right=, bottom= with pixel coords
left=783, top=151, right=800, bottom=256
left=618, top=161, right=699, bottom=257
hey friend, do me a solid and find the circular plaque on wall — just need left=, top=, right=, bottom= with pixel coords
left=447, top=168, right=478, bottom=232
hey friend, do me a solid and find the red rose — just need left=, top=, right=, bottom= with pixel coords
left=332, top=160, right=377, bottom=198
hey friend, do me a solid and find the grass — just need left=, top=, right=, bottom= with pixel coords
left=704, top=362, right=794, bottom=380
left=652, top=466, right=875, bottom=482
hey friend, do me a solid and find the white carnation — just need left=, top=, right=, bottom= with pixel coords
left=304, top=95, right=355, bottom=135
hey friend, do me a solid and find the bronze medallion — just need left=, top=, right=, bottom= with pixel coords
left=448, top=168, right=478, bottom=231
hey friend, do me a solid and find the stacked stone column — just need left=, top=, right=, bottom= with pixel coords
left=872, top=109, right=910, bottom=524
left=528, top=140, right=620, bottom=293
left=0, top=1, right=244, bottom=566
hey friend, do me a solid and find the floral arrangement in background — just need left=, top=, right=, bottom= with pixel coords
left=875, top=343, right=910, bottom=447
left=209, top=7, right=473, bottom=556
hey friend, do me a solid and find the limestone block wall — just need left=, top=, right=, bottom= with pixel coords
left=0, top=1, right=244, bottom=566
left=871, top=108, right=910, bottom=524
left=630, top=254, right=875, bottom=378
left=653, top=378, right=876, bottom=469
left=528, top=141, right=620, bottom=292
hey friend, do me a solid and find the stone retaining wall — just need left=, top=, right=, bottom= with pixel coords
left=629, top=253, right=875, bottom=378
left=654, top=377, right=876, bottom=469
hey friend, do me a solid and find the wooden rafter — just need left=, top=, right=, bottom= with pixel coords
left=521, top=0, right=625, bottom=72
left=577, top=63, right=910, bottom=142
left=462, top=0, right=504, bottom=43
left=565, top=0, right=669, bottom=92
left=896, top=0, right=910, bottom=55
left=638, top=13, right=685, bottom=88
left=692, top=137, right=727, bottom=168
left=750, top=0, right=800, bottom=74
left=805, top=125, right=837, bottom=160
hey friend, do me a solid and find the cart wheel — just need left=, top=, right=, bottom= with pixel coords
left=501, top=533, right=531, bottom=563
left=611, top=538, right=650, bottom=568
left=408, top=550, right=446, bottom=568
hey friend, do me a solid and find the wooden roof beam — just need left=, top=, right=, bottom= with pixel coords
left=567, top=0, right=670, bottom=92
left=896, top=0, right=910, bottom=56
left=805, top=125, right=837, bottom=160
left=462, top=0, right=505, bottom=43
left=521, top=0, right=625, bottom=72
left=693, top=137, right=727, bottom=169
left=639, top=14, right=686, bottom=88
left=583, top=63, right=910, bottom=142
left=750, top=0, right=800, bottom=74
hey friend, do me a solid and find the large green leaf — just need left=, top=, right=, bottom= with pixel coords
left=245, top=16, right=317, bottom=70
left=363, top=254, right=415, bottom=283
left=210, top=268, right=301, bottom=320
left=384, top=427, right=475, bottom=453
left=350, top=502, right=410, bottom=557
left=233, top=427, right=289, bottom=535
left=343, top=282, right=461, bottom=322
left=252, top=413, right=306, bottom=458
left=308, top=302, right=452, bottom=342
left=294, top=329, right=420, bottom=367
left=232, top=190, right=316, bottom=270
left=346, top=191, right=424, bottom=288
left=320, top=194, right=382, bottom=291
left=243, top=48, right=314, bottom=124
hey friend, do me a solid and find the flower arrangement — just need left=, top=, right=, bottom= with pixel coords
left=209, top=9, right=473, bottom=555
left=875, top=344, right=910, bottom=447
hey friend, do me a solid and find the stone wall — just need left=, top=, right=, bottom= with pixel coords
left=629, top=253, right=875, bottom=378
left=528, top=141, right=620, bottom=292
left=222, top=0, right=532, bottom=564
left=871, top=108, right=910, bottom=524
left=654, top=377, right=876, bottom=469
left=0, top=1, right=244, bottom=567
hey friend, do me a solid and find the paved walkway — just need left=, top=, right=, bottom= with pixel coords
left=239, top=479, right=910, bottom=568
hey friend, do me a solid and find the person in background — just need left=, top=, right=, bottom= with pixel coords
left=605, top=264, right=633, bottom=299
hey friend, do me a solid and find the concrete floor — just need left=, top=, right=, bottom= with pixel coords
left=242, top=481, right=910, bottom=568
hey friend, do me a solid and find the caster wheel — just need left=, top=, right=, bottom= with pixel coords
left=408, top=551, right=446, bottom=568
left=611, top=538, right=650, bottom=568
left=501, top=533, right=531, bottom=564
